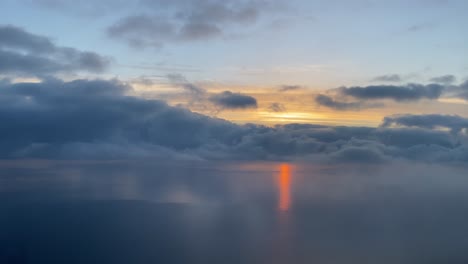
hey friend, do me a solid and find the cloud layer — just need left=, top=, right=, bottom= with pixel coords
left=1, top=78, right=468, bottom=163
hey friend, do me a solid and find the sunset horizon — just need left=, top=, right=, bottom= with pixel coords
left=1, top=1, right=468, bottom=263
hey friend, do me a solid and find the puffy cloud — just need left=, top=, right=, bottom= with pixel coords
left=0, top=25, right=110, bottom=76
left=1, top=78, right=468, bottom=163
left=430, top=74, right=456, bottom=85
left=0, top=79, right=241, bottom=159
left=341, top=83, right=444, bottom=101
left=107, top=0, right=281, bottom=48
left=371, top=74, right=402, bottom=82
left=209, top=91, right=257, bottom=109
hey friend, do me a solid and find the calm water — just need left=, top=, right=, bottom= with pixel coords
left=1, top=160, right=468, bottom=263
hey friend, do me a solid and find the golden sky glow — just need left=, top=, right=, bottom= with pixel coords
left=131, top=82, right=468, bottom=127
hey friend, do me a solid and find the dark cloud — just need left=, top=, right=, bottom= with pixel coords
left=0, top=79, right=238, bottom=159
left=315, top=94, right=364, bottom=111
left=0, top=25, right=55, bottom=53
left=375, top=128, right=455, bottom=148
left=341, top=83, right=444, bottom=101
left=371, top=74, right=402, bottom=82
left=279, top=85, right=302, bottom=92
left=315, top=81, right=451, bottom=111
left=430, top=74, right=456, bottom=84
left=107, top=0, right=280, bottom=48
left=268, top=102, right=286, bottom=112
left=0, top=25, right=110, bottom=76
left=209, top=91, right=257, bottom=109
left=1, top=79, right=468, bottom=163
left=381, top=114, right=468, bottom=133
left=322, top=80, right=468, bottom=106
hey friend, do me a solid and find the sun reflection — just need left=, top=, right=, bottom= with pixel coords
left=278, top=163, right=291, bottom=211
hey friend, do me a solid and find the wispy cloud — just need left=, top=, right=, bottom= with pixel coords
left=371, top=74, right=402, bottom=83
left=107, top=0, right=286, bottom=48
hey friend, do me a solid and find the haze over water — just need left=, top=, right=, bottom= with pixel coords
left=2, top=160, right=468, bottom=264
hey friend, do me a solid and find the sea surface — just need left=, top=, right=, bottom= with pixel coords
left=1, top=160, right=468, bottom=264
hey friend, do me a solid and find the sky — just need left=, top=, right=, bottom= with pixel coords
left=1, top=0, right=468, bottom=162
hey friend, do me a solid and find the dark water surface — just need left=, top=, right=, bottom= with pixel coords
left=1, top=160, right=468, bottom=263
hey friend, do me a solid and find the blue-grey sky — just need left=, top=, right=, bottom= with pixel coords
left=1, top=0, right=467, bottom=87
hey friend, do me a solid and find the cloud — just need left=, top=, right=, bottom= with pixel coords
left=371, top=74, right=402, bottom=82
left=107, top=0, right=281, bottom=48
left=279, top=85, right=302, bottom=92
left=19, top=0, right=131, bottom=17
left=209, top=91, right=257, bottom=109
left=456, top=80, right=468, bottom=100
left=315, top=94, right=364, bottom=111
left=381, top=114, right=468, bottom=133
left=407, top=22, right=435, bottom=32
left=444, top=80, right=468, bottom=100
left=1, top=78, right=468, bottom=163
left=178, top=22, right=222, bottom=41
left=0, top=25, right=110, bottom=76
left=430, top=74, right=456, bottom=84
left=107, top=15, right=177, bottom=48
left=0, top=25, right=55, bottom=53
left=314, top=81, right=454, bottom=111
left=268, top=102, right=286, bottom=112
left=167, top=73, right=206, bottom=96
left=0, top=79, right=239, bottom=159
left=341, top=83, right=444, bottom=101
left=321, top=80, right=468, bottom=106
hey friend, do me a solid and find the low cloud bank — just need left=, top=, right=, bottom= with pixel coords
left=1, top=78, right=468, bottom=163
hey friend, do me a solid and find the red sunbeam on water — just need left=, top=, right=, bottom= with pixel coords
left=278, top=163, right=291, bottom=211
